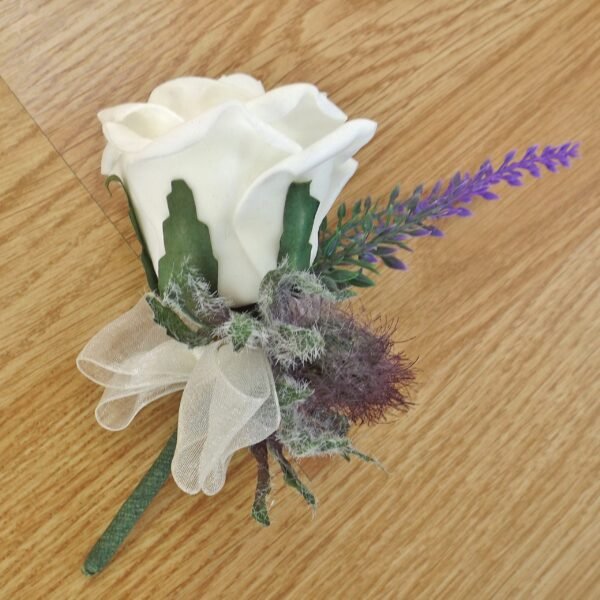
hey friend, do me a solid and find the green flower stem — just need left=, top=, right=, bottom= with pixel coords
left=250, top=441, right=272, bottom=527
left=82, top=431, right=177, bottom=576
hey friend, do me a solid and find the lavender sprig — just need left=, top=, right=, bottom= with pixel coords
left=314, top=143, right=579, bottom=288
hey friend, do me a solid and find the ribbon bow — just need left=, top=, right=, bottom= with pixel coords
left=77, top=298, right=280, bottom=495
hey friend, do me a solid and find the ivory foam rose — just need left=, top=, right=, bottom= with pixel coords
left=99, top=74, right=376, bottom=305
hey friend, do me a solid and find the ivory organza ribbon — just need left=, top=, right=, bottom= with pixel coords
left=77, top=298, right=280, bottom=495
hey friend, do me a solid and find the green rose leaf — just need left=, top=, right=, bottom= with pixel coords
left=158, top=180, right=218, bottom=296
left=277, top=182, right=320, bottom=271
left=105, top=175, right=158, bottom=291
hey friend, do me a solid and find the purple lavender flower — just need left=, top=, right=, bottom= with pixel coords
left=314, top=143, right=580, bottom=286
left=413, top=143, right=580, bottom=224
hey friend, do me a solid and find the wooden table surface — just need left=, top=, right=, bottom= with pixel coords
left=1, top=1, right=598, bottom=598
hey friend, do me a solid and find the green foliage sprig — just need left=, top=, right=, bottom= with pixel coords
left=313, top=186, right=425, bottom=290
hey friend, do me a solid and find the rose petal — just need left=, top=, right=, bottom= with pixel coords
left=248, top=83, right=347, bottom=148
left=99, top=103, right=184, bottom=161
left=99, top=103, right=183, bottom=137
left=148, top=75, right=265, bottom=120
left=221, top=73, right=266, bottom=96
left=100, top=142, right=122, bottom=176
left=102, top=121, right=153, bottom=154
left=234, top=118, right=377, bottom=277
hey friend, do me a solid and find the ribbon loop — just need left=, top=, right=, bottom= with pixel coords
left=173, top=343, right=279, bottom=495
left=77, top=298, right=280, bottom=494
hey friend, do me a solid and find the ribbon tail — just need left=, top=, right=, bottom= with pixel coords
left=172, top=343, right=280, bottom=495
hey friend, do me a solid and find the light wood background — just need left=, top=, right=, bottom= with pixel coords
left=1, top=1, right=598, bottom=598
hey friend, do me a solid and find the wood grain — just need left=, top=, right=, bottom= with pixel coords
left=1, top=1, right=599, bottom=598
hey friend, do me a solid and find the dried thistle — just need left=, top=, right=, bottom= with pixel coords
left=296, top=309, right=414, bottom=424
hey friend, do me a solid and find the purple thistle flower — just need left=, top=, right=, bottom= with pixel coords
left=296, top=310, right=414, bottom=424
